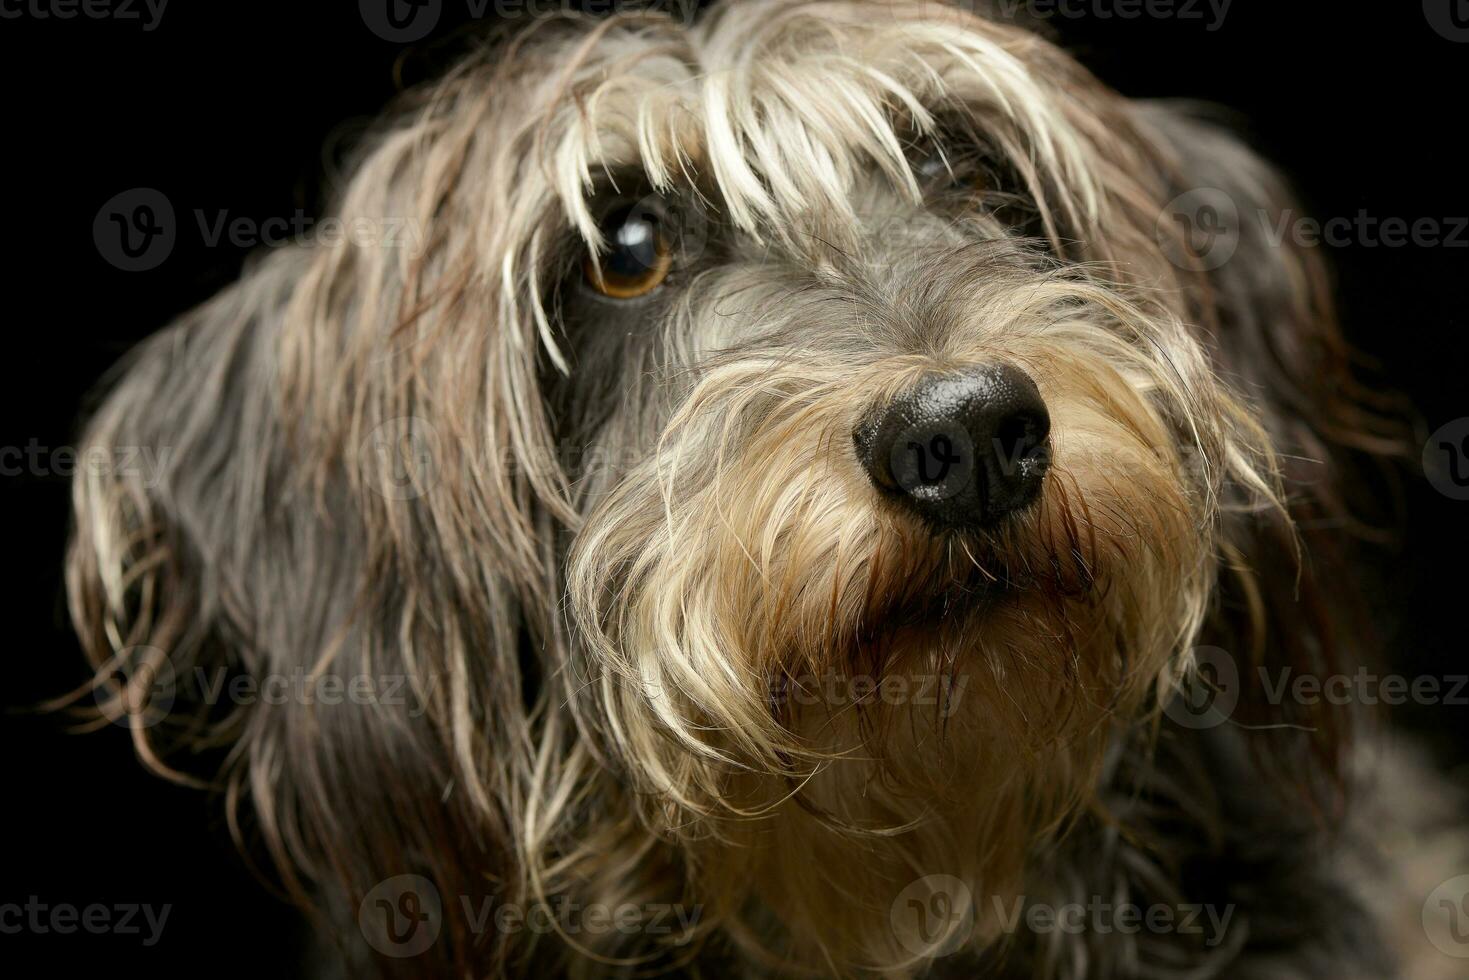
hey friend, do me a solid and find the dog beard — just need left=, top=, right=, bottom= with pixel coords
left=565, top=229, right=1262, bottom=968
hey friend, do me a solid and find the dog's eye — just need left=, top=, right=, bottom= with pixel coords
left=583, top=203, right=672, bottom=299
left=910, top=142, right=1004, bottom=193
left=910, top=138, right=1044, bottom=237
left=915, top=150, right=972, bottom=191
left=912, top=147, right=994, bottom=198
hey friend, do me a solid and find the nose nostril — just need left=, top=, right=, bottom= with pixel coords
left=994, top=414, right=1033, bottom=465
left=854, top=364, right=1050, bottom=530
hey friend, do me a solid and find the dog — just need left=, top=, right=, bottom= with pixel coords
left=65, top=1, right=1466, bottom=976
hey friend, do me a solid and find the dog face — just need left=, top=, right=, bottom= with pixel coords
left=547, top=3, right=1280, bottom=962
left=68, top=1, right=1375, bottom=975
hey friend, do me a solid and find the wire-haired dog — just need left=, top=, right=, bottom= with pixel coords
left=65, top=1, right=1466, bottom=976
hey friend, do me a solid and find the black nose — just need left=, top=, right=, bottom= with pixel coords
left=853, top=364, right=1050, bottom=529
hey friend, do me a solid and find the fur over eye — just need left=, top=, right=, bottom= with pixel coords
left=583, top=202, right=673, bottom=299
left=913, top=147, right=988, bottom=194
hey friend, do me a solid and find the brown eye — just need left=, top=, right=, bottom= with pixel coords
left=914, top=149, right=988, bottom=195
left=915, top=150, right=957, bottom=186
left=583, top=203, right=673, bottom=299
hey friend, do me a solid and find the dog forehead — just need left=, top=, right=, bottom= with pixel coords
left=537, top=0, right=1099, bottom=246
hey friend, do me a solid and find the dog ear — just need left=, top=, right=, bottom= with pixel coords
left=67, top=30, right=612, bottom=971
left=1138, top=101, right=1405, bottom=482
left=66, top=238, right=556, bottom=975
left=1135, top=102, right=1408, bottom=791
left=66, top=251, right=301, bottom=773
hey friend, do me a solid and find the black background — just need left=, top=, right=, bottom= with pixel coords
left=2, top=2, right=1466, bottom=974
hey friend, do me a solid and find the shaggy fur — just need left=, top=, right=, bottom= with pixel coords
left=63, top=1, right=1464, bottom=977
